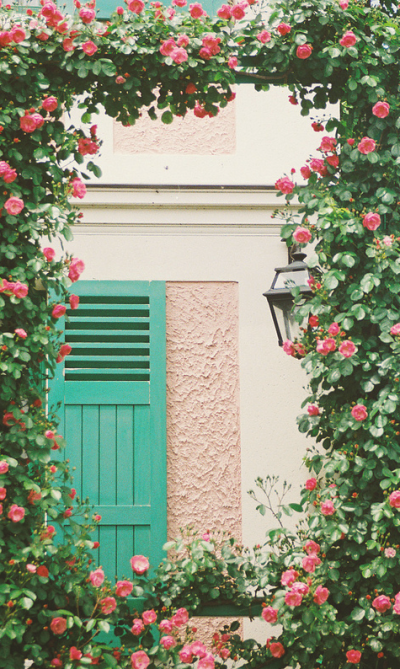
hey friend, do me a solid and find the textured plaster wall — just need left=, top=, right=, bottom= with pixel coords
left=113, top=100, right=236, bottom=155
left=165, top=282, right=241, bottom=540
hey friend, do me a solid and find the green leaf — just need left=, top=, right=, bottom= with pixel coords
left=103, top=654, right=118, bottom=668
left=351, top=607, right=365, bottom=621
left=161, top=111, right=173, bottom=125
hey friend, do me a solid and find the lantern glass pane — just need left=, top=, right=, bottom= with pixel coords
left=274, top=268, right=309, bottom=290
left=273, top=299, right=302, bottom=342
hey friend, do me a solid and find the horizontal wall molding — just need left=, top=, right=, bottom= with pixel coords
left=74, top=186, right=298, bottom=231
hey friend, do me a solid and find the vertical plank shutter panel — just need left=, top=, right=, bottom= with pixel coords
left=51, top=281, right=166, bottom=579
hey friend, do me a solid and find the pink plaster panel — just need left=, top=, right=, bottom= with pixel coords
left=165, top=282, right=242, bottom=541
left=113, top=101, right=236, bottom=154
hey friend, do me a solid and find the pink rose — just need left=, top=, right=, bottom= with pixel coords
left=160, top=38, right=176, bottom=56
left=282, top=340, right=295, bottom=356
left=389, top=490, right=400, bottom=508
left=89, top=568, right=105, bottom=587
left=171, top=47, right=188, bottom=64
left=257, top=30, right=271, bottom=43
left=15, top=328, right=27, bottom=339
left=0, top=488, right=6, bottom=500
left=159, top=619, right=173, bottom=633
left=302, top=554, right=321, bottom=573
left=296, top=44, right=312, bottom=59
left=372, top=594, right=391, bottom=612
left=82, top=40, right=97, bottom=55
left=307, top=405, right=320, bottom=416
left=190, top=641, right=207, bottom=657
left=276, top=22, right=291, bottom=35
left=383, top=236, right=393, bottom=246
left=351, top=404, right=368, bottom=422
left=0, top=461, right=9, bottom=474
left=320, top=500, right=335, bottom=515
left=4, top=196, right=24, bottom=215
left=177, top=34, right=189, bottom=47
left=228, top=56, right=238, bottom=68
left=339, top=30, right=357, bottom=47
left=68, top=258, right=85, bottom=282
left=385, top=547, right=396, bottom=558
left=142, top=609, right=157, bottom=625
left=52, top=304, right=66, bottom=319
left=71, top=178, right=87, bottom=199
left=63, top=38, right=75, bottom=51
left=179, top=647, right=193, bottom=663
left=128, top=0, right=145, bottom=12
left=270, top=642, right=285, bottom=658
left=328, top=322, right=340, bottom=335
left=13, top=282, right=28, bottom=298
left=131, top=554, right=149, bottom=574
left=171, top=607, right=189, bottom=626
left=318, top=135, right=336, bottom=153
left=70, top=647, right=83, bottom=661
left=160, top=636, right=176, bottom=649
left=79, top=6, right=96, bottom=22
left=372, top=101, right=389, bottom=118
left=189, top=2, right=205, bottom=17
left=42, top=96, right=58, bottom=112
left=217, top=4, right=231, bottom=17
left=8, top=504, right=25, bottom=522
left=116, top=580, right=133, bottom=597
left=339, top=0, right=349, bottom=7
left=358, top=136, right=376, bottom=154
left=300, top=165, right=311, bottom=179
left=3, top=167, right=17, bottom=183
left=316, top=338, right=336, bottom=355
left=173, top=0, right=187, bottom=5
left=281, top=569, right=299, bottom=586
left=326, top=155, right=339, bottom=168
left=56, top=343, right=72, bottom=363
left=275, top=176, right=294, bottom=194
left=346, top=650, right=362, bottom=664
left=43, top=247, right=55, bottom=261
left=390, top=323, right=400, bottom=336
left=131, top=619, right=145, bottom=635
left=292, top=581, right=309, bottom=595
left=50, top=617, right=67, bottom=635
left=20, top=114, right=37, bottom=133
left=394, top=592, right=400, bottom=614
left=362, top=212, right=381, bottom=230
left=69, top=294, right=79, bottom=310
left=293, top=226, right=312, bottom=244
left=305, top=478, right=317, bottom=490
left=100, top=596, right=116, bottom=614
left=261, top=606, right=278, bottom=623
left=285, top=590, right=302, bottom=607
left=27, top=563, right=37, bottom=573
left=339, top=340, right=357, bottom=357
left=198, top=654, right=215, bottom=669
left=231, top=3, right=246, bottom=19
left=10, top=26, right=26, bottom=43
left=131, top=651, right=150, bottom=669
left=305, top=539, right=320, bottom=554
left=314, top=585, right=329, bottom=605
left=310, top=158, right=325, bottom=174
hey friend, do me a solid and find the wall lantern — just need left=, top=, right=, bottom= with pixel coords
left=263, top=251, right=313, bottom=346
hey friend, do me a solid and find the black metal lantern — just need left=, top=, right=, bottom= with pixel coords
left=263, top=251, right=313, bottom=346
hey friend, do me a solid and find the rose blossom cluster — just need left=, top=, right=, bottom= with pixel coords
left=0, top=278, right=28, bottom=299
left=0, top=24, right=28, bottom=48
left=39, top=0, right=68, bottom=33
left=199, top=34, right=221, bottom=60
left=282, top=339, right=306, bottom=358
left=0, top=161, right=17, bottom=184
left=159, top=36, right=189, bottom=63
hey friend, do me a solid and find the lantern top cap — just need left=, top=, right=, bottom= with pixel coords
left=273, top=251, right=307, bottom=274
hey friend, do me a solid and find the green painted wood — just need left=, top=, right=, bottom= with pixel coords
left=50, top=281, right=167, bottom=579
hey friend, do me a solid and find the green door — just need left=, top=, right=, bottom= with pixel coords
left=50, top=281, right=166, bottom=580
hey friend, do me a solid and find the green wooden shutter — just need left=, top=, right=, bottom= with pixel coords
left=50, top=280, right=166, bottom=579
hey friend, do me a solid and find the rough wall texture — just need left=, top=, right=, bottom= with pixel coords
left=113, top=101, right=236, bottom=155
left=165, top=282, right=241, bottom=540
